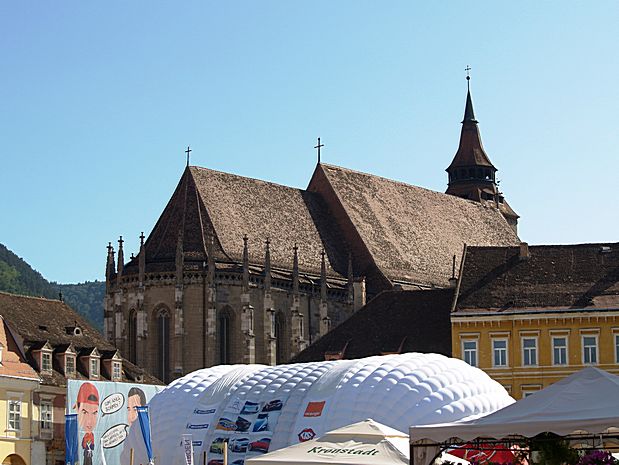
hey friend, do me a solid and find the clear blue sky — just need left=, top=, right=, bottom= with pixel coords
left=2, top=2, right=618, bottom=283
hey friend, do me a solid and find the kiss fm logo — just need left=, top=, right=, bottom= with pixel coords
left=298, top=428, right=316, bottom=442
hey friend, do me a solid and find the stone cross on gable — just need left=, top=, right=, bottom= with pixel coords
left=314, top=137, right=324, bottom=164
left=185, top=146, right=192, bottom=167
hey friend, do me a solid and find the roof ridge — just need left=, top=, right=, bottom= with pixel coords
left=320, top=163, right=502, bottom=207
left=0, top=290, right=63, bottom=303
left=190, top=165, right=316, bottom=194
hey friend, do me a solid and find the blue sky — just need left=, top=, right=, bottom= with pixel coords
left=1, top=2, right=618, bottom=283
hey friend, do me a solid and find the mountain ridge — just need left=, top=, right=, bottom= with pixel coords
left=0, top=243, right=104, bottom=331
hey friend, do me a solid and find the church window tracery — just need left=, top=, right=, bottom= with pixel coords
left=156, top=308, right=171, bottom=382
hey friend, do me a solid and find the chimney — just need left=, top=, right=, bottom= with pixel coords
left=448, top=254, right=458, bottom=288
left=519, top=242, right=530, bottom=261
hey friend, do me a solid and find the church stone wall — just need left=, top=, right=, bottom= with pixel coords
left=107, top=271, right=350, bottom=383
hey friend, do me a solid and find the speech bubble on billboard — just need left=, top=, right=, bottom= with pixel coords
left=102, top=423, right=129, bottom=449
left=101, top=393, right=125, bottom=417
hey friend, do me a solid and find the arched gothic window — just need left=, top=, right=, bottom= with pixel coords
left=156, top=308, right=170, bottom=382
left=218, top=308, right=233, bottom=364
left=128, top=309, right=137, bottom=364
left=275, top=312, right=287, bottom=364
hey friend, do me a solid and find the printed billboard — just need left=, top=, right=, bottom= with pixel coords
left=67, top=379, right=163, bottom=465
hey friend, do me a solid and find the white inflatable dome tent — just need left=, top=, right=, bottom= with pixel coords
left=122, top=353, right=513, bottom=465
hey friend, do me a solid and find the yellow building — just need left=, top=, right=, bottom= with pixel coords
left=451, top=243, right=619, bottom=399
left=0, top=316, right=42, bottom=465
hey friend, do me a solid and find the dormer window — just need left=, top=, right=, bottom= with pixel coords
left=112, top=361, right=122, bottom=381
left=65, top=354, right=76, bottom=376
left=90, top=357, right=100, bottom=378
left=41, top=351, right=52, bottom=373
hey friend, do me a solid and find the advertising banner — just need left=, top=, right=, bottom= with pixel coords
left=65, top=413, right=79, bottom=465
left=182, top=434, right=194, bottom=465
left=67, top=379, right=162, bottom=465
left=137, top=406, right=154, bottom=464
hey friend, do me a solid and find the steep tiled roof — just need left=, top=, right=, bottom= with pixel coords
left=455, top=243, right=619, bottom=312
left=309, top=164, right=519, bottom=288
left=292, top=289, right=453, bottom=363
left=129, top=167, right=348, bottom=277
left=447, top=89, right=495, bottom=170
left=0, top=317, right=38, bottom=380
left=0, top=292, right=160, bottom=386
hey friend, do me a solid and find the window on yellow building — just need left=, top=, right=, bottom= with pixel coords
left=552, top=337, right=568, bottom=365
left=8, top=399, right=21, bottom=431
left=462, top=340, right=477, bottom=367
left=615, top=335, right=619, bottom=363
left=41, top=401, right=53, bottom=432
left=522, top=338, right=537, bottom=366
left=492, top=339, right=508, bottom=367
left=582, top=336, right=598, bottom=365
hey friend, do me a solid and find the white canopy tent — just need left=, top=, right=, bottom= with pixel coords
left=246, top=419, right=410, bottom=465
left=409, top=367, right=619, bottom=465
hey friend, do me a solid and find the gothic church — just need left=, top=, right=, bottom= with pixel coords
left=104, top=86, right=519, bottom=382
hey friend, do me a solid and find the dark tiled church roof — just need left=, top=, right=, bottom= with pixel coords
left=292, top=289, right=453, bottom=362
left=0, top=291, right=160, bottom=386
left=125, top=162, right=519, bottom=292
left=310, top=164, right=519, bottom=288
left=455, top=243, right=619, bottom=312
left=132, top=166, right=347, bottom=277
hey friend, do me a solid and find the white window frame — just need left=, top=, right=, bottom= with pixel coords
left=8, top=397, right=22, bottom=432
left=492, top=338, right=508, bottom=368
left=41, top=350, right=53, bottom=373
left=552, top=336, right=568, bottom=366
left=582, top=335, right=598, bottom=365
left=462, top=339, right=478, bottom=367
left=90, top=357, right=100, bottom=378
left=0, top=343, right=4, bottom=364
left=112, top=361, right=122, bottom=381
left=65, top=354, right=76, bottom=376
left=40, top=400, right=53, bottom=432
left=522, top=337, right=538, bottom=367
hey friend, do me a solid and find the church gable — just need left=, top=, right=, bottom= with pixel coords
left=310, top=163, right=519, bottom=288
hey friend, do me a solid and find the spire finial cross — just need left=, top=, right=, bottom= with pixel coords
left=465, top=65, right=472, bottom=91
left=314, top=137, right=324, bottom=164
left=185, top=145, right=192, bottom=167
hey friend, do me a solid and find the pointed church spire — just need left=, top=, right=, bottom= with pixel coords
left=138, top=232, right=146, bottom=285
left=462, top=88, right=478, bottom=124
left=105, top=242, right=115, bottom=283
left=292, top=244, right=299, bottom=295
left=264, top=238, right=271, bottom=292
left=445, top=70, right=519, bottom=233
left=446, top=71, right=497, bottom=196
left=242, top=235, right=249, bottom=292
left=117, top=236, right=124, bottom=281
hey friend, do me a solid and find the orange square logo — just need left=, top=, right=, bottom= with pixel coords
left=303, top=401, right=326, bottom=417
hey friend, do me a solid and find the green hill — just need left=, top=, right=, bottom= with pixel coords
left=0, top=243, right=104, bottom=331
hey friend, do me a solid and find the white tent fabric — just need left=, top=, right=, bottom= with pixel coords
left=246, top=419, right=410, bottom=465
left=122, top=353, right=513, bottom=465
left=409, top=367, right=619, bottom=442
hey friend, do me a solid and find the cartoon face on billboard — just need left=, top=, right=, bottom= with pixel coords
left=127, top=387, right=146, bottom=426
left=74, top=382, right=100, bottom=465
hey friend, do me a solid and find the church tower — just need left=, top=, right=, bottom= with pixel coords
left=445, top=74, right=519, bottom=232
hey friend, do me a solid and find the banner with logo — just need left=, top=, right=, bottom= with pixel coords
left=65, top=413, right=79, bottom=465
left=137, top=406, right=154, bottom=464
left=182, top=434, right=194, bottom=465
left=67, top=380, right=162, bottom=465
